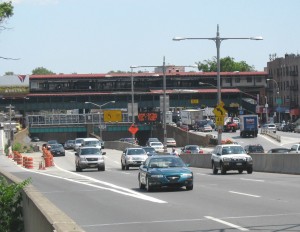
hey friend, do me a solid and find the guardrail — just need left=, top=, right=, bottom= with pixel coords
left=260, top=128, right=281, bottom=142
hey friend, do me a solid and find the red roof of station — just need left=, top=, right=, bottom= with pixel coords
left=29, top=71, right=267, bottom=79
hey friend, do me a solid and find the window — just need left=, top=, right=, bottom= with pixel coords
left=246, top=77, right=252, bottom=83
left=225, top=78, right=231, bottom=83
left=235, top=78, right=240, bottom=83
left=256, top=77, right=262, bottom=82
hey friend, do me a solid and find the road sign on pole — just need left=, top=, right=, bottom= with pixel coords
left=128, top=124, right=139, bottom=135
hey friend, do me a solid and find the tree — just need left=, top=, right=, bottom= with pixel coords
left=5, top=71, right=14, bottom=75
left=0, top=1, right=13, bottom=25
left=197, top=56, right=255, bottom=72
left=32, top=67, right=55, bottom=75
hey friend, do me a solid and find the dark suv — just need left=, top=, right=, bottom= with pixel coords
left=244, top=144, right=264, bottom=154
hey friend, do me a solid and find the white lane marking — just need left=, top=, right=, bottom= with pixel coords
left=22, top=165, right=167, bottom=204
left=196, top=173, right=208, bottom=176
left=240, top=178, right=265, bottom=182
left=81, top=212, right=300, bottom=228
left=205, top=216, right=249, bottom=231
left=229, top=191, right=261, bottom=198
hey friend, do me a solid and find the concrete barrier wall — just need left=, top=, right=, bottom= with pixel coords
left=0, top=170, right=84, bottom=232
left=177, top=152, right=300, bottom=175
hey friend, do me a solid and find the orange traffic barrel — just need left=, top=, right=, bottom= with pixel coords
left=26, top=157, right=34, bottom=169
left=44, top=156, right=52, bottom=167
left=16, top=154, right=23, bottom=165
left=23, top=156, right=27, bottom=167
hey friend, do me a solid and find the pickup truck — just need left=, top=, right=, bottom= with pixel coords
left=223, top=121, right=238, bottom=132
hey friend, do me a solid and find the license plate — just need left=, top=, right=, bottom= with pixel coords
left=236, top=163, right=242, bottom=165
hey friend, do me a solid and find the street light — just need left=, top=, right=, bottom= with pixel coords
left=265, top=96, right=268, bottom=123
left=267, top=78, right=280, bottom=122
left=131, top=59, right=197, bottom=152
left=85, top=101, right=115, bottom=139
left=173, top=24, right=263, bottom=145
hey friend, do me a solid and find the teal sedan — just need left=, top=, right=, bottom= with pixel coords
left=138, top=155, right=193, bottom=191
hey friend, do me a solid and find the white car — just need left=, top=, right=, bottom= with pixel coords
left=149, top=141, right=164, bottom=153
left=211, top=144, right=253, bottom=175
left=121, top=148, right=148, bottom=170
left=74, top=138, right=85, bottom=151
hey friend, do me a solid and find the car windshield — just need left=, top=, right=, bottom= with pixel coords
left=222, top=146, right=246, bottom=155
left=81, top=148, right=101, bottom=155
left=51, top=144, right=63, bottom=149
left=249, top=146, right=264, bottom=152
left=149, top=157, right=185, bottom=168
left=151, top=142, right=163, bottom=146
left=48, top=140, right=58, bottom=144
left=76, top=139, right=84, bottom=144
left=143, top=147, right=156, bottom=153
left=187, top=146, right=199, bottom=150
left=127, top=149, right=146, bottom=155
left=85, top=141, right=100, bottom=146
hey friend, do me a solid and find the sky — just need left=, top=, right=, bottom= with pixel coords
left=0, top=0, right=299, bottom=75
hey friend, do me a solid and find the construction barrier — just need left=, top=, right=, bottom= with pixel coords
left=23, top=156, right=27, bottom=167
left=25, top=157, right=34, bottom=169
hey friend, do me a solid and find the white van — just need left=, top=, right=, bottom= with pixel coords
left=82, top=138, right=103, bottom=149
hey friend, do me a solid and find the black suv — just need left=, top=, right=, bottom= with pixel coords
left=244, top=144, right=264, bottom=154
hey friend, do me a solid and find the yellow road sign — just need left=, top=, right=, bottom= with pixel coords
left=213, top=101, right=227, bottom=117
left=103, top=110, right=122, bottom=122
left=215, top=116, right=225, bottom=126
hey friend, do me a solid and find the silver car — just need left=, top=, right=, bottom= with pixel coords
left=121, top=148, right=148, bottom=170
left=75, top=147, right=106, bottom=172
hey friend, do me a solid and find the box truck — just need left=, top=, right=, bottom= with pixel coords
left=239, top=115, right=259, bottom=138
left=180, top=109, right=204, bottom=130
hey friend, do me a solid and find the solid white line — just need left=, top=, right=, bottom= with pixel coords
left=22, top=165, right=167, bottom=204
left=205, top=216, right=249, bottom=231
left=240, top=178, right=265, bottom=182
left=229, top=191, right=261, bottom=198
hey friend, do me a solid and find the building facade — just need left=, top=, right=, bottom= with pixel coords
left=267, top=53, right=300, bottom=122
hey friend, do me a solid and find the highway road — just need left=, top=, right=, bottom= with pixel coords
left=1, top=142, right=300, bottom=232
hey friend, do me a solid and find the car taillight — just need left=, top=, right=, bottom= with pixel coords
left=186, top=150, right=191, bottom=154
left=199, top=150, right=204, bottom=154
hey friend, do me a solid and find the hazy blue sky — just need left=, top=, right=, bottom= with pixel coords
left=0, top=0, right=299, bottom=75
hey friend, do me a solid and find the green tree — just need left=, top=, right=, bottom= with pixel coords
left=32, top=67, right=55, bottom=75
left=0, top=1, right=13, bottom=24
left=197, top=56, right=255, bottom=72
left=4, top=71, right=14, bottom=75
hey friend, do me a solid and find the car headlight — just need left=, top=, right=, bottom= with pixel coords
left=80, top=157, right=87, bottom=161
left=127, top=156, right=132, bottom=161
left=181, top=173, right=193, bottom=177
left=150, top=174, right=164, bottom=178
left=223, top=157, right=231, bottom=161
left=246, top=157, right=253, bottom=162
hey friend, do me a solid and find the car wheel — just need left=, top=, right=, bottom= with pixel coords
left=146, top=177, right=152, bottom=192
left=220, top=163, right=226, bottom=175
left=139, top=174, right=145, bottom=190
left=238, top=169, right=243, bottom=174
left=247, top=167, right=253, bottom=174
left=121, top=161, right=125, bottom=170
left=125, top=163, right=129, bottom=170
left=212, top=162, right=218, bottom=174
left=186, top=185, right=193, bottom=191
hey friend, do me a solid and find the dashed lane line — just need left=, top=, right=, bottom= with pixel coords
left=205, top=216, right=249, bottom=231
left=229, top=191, right=261, bottom=198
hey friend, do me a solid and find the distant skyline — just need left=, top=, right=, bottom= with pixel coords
left=0, top=0, right=299, bottom=75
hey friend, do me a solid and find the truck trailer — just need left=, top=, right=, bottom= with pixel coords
left=180, top=109, right=204, bottom=130
left=239, top=115, right=259, bottom=138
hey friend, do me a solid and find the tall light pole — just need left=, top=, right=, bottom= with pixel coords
left=173, top=24, right=263, bottom=145
left=131, top=59, right=196, bottom=152
left=265, top=96, right=268, bottom=124
left=5, top=104, right=14, bottom=146
left=85, top=101, right=115, bottom=140
left=267, top=78, right=280, bottom=122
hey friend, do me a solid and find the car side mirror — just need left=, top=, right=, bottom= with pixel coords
left=75, top=152, right=78, bottom=156
left=217, top=153, right=221, bottom=156
left=102, top=152, right=106, bottom=155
